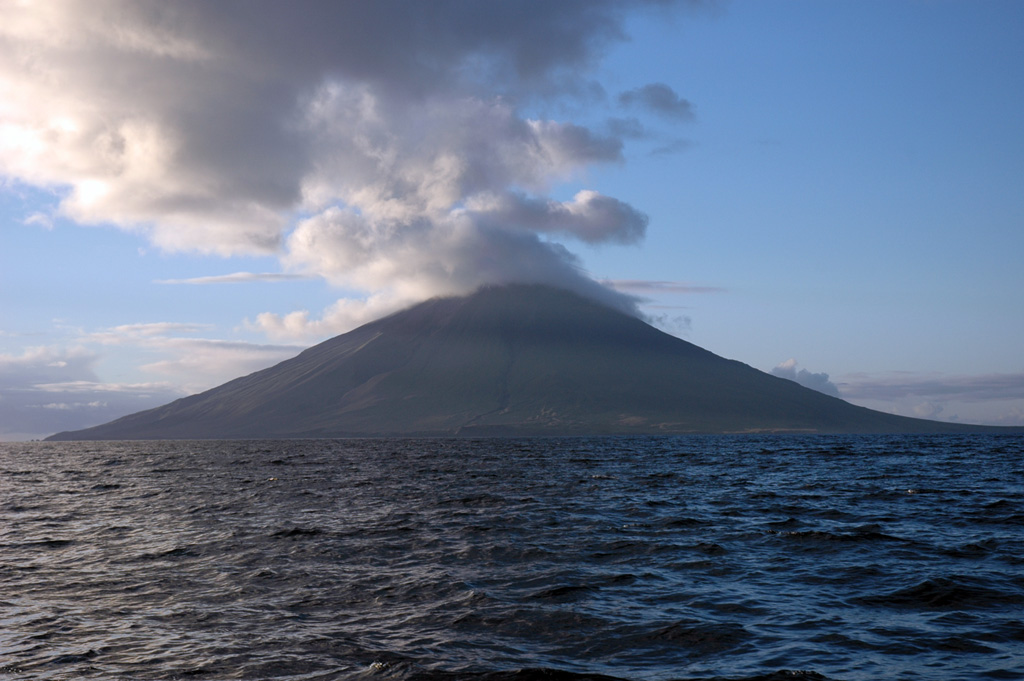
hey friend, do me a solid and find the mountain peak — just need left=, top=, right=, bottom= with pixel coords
left=47, top=284, right=988, bottom=439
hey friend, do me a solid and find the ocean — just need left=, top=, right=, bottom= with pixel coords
left=1, top=435, right=1022, bottom=680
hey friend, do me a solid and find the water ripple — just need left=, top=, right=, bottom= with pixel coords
left=1, top=434, right=1022, bottom=680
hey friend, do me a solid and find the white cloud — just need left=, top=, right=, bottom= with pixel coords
left=834, top=370, right=1024, bottom=427
left=771, top=358, right=841, bottom=397
left=838, top=371, right=1024, bottom=402
left=281, top=206, right=638, bottom=333
left=156, top=272, right=311, bottom=285
left=88, top=322, right=212, bottom=341
left=911, top=402, right=945, bottom=420
left=247, top=292, right=409, bottom=343
left=32, top=380, right=179, bottom=395
left=23, top=211, right=53, bottom=229
left=0, top=1, right=710, bottom=434
left=0, top=346, right=182, bottom=440
left=0, top=329, right=303, bottom=440
left=79, top=323, right=303, bottom=392
left=0, top=345, right=99, bottom=386
left=1, top=0, right=686, bottom=320
left=137, top=338, right=301, bottom=392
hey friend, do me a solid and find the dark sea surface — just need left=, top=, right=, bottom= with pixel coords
left=2, top=435, right=1023, bottom=681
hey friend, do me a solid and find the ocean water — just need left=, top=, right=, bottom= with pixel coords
left=1, top=435, right=1022, bottom=681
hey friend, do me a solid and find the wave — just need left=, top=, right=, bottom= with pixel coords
left=857, top=575, right=1024, bottom=610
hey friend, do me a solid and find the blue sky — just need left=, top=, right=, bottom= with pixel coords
left=2, top=0, right=1023, bottom=440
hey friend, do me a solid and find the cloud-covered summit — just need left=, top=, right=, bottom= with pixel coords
left=1, top=0, right=696, bottom=336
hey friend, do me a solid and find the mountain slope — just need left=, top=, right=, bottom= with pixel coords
left=47, top=285, right=988, bottom=439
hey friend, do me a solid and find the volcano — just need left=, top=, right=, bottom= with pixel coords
left=47, top=284, right=989, bottom=439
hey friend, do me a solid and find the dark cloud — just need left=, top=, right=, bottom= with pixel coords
left=195, top=0, right=648, bottom=96
left=606, top=280, right=725, bottom=294
left=466, top=191, right=649, bottom=245
left=606, top=117, right=650, bottom=139
left=619, top=82, right=695, bottom=120
left=650, top=138, right=694, bottom=156
left=839, top=372, right=1024, bottom=402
